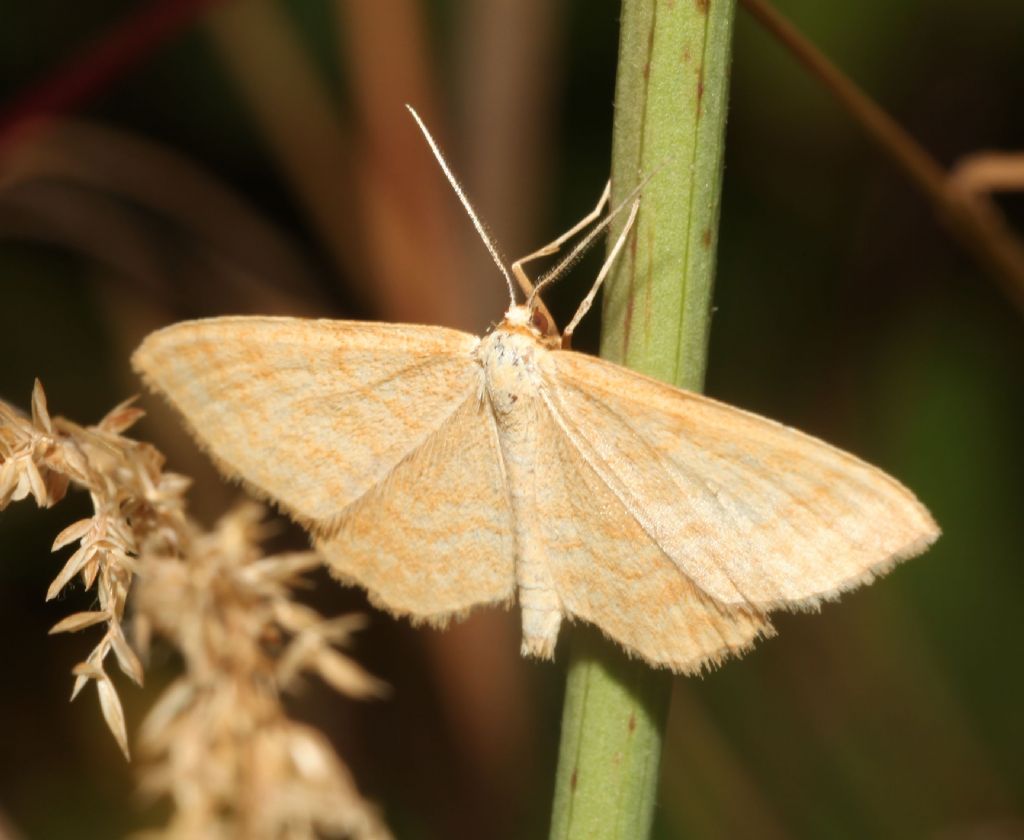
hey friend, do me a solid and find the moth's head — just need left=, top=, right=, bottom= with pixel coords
left=504, top=304, right=545, bottom=335
left=503, top=304, right=533, bottom=331
left=502, top=304, right=562, bottom=348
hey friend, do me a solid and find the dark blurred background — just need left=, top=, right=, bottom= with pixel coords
left=1, top=1, right=1022, bottom=838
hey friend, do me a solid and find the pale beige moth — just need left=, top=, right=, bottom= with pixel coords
left=132, top=109, right=939, bottom=674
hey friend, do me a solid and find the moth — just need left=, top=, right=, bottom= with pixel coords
left=132, top=108, right=939, bottom=673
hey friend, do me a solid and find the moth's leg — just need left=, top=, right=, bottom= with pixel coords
left=562, top=198, right=640, bottom=349
left=511, top=182, right=611, bottom=339
left=511, top=181, right=611, bottom=300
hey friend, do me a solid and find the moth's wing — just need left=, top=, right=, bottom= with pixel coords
left=320, top=393, right=516, bottom=622
left=531, top=407, right=773, bottom=673
left=543, top=351, right=939, bottom=610
left=132, top=316, right=482, bottom=529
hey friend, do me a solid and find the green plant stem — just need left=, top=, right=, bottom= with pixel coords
left=549, top=1, right=737, bottom=838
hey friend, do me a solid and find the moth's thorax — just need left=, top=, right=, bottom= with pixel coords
left=477, top=322, right=550, bottom=418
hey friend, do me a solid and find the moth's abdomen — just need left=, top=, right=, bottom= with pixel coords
left=481, top=329, right=564, bottom=657
left=497, top=399, right=563, bottom=659
left=519, top=579, right=563, bottom=659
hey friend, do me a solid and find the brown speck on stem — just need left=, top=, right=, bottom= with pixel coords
left=628, top=712, right=637, bottom=733
left=695, top=0, right=710, bottom=14
left=702, top=228, right=712, bottom=248
left=621, top=232, right=638, bottom=355
left=623, top=295, right=635, bottom=357
left=570, top=768, right=578, bottom=792
left=643, top=225, right=654, bottom=340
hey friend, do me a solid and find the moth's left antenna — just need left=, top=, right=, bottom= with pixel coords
left=406, top=105, right=517, bottom=305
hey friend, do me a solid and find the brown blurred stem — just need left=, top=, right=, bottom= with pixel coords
left=740, top=0, right=1024, bottom=317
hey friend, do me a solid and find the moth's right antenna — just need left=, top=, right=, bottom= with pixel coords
left=406, top=105, right=517, bottom=305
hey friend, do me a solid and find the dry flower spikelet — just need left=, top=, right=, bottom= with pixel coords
left=134, top=503, right=390, bottom=840
left=1, top=382, right=391, bottom=839
left=1, top=380, right=172, bottom=755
